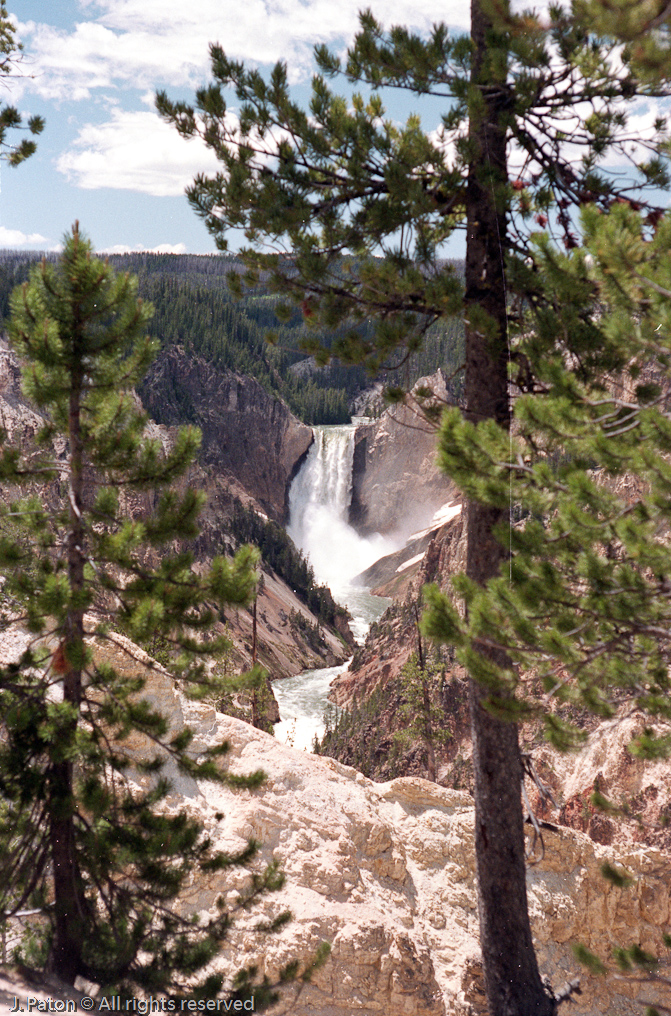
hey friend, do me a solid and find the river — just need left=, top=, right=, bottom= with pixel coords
left=272, top=424, right=397, bottom=751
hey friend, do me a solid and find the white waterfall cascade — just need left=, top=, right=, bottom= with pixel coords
left=287, top=424, right=396, bottom=608
left=274, top=424, right=398, bottom=750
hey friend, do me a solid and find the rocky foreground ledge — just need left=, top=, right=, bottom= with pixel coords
left=2, top=633, right=669, bottom=1016
left=107, top=637, right=668, bottom=1016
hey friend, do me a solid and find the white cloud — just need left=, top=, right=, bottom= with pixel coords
left=100, top=241, right=188, bottom=253
left=0, top=225, right=56, bottom=248
left=56, top=108, right=222, bottom=196
left=16, top=0, right=469, bottom=100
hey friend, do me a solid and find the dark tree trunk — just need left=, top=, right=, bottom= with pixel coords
left=251, top=597, right=260, bottom=728
left=49, top=335, right=87, bottom=984
left=421, top=673, right=437, bottom=782
left=49, top=790, right=85, bottom=984
left=463, top=3, right=555, bottom=1014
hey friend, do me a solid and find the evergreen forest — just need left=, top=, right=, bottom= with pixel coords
left=0, top=249, right=463, bottom=426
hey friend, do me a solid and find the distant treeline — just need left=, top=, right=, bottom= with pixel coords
left=138, top=275, right=358, bottom=424
left=0, top=250, right=464, bottom=425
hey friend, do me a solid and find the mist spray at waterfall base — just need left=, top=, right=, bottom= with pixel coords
left=273, top=425, right=398, bottom=749
left=287, top=425, right=398, bottom=616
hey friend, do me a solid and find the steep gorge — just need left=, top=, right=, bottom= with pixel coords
left=0, top=339, right=350, bottom=687
left=141, top=344, right=314, bottom=523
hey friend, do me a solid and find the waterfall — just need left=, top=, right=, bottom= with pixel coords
left=289, top=425, right=354, bottom=531
left=287, top=424, right=395, bottom=601
left=275, top=424, right=398, bottom=750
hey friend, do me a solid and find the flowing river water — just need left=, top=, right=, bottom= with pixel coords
left=272, top=424, right=397, bottom=751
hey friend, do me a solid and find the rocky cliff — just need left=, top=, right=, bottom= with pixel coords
left=350, top=371, right=457, bottom=539
left=328, top=506, right=671, bottom=864
left=11, top=635, right=669, bottom=1016
left=529, top=711, right=671, bottom=854
left=141, top=346, right=313, bottom=522
left=1, top=631, right=669, bottom=1015
left=329, top=511, right=466, bottom=711
left=0, top=339, right=347, bottom=682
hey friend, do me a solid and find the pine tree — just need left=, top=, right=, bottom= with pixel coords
left=157, top=5, right=671, bottom=1012
left=394, top=652, right=451, bottom=783
left=422, top=193, right=671, bottom=1016
left=426, top=201, right=671, bottom=758
left=0, top=2, right=44, bottom=164
left=0, top=224, right=290, bottom=1000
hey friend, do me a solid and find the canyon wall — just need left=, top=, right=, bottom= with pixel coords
left=0, top=339, right=347, bottom=680
left=329, top=511, right=466, bottom=712
left=141, top=345, right=313, bottom=522
left=350, top=371, right=457, bottom=539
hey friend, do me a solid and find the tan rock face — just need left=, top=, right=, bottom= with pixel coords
left=350, top=371, right=456, bottom=540
left=0, top=633, right=668, bottom=1015
left=107, top=652, right=671, bottom=1016
left=529, top=712, right=671, bottom=854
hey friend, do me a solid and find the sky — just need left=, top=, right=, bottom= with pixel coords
left=1, top=0, right=471, bottom=255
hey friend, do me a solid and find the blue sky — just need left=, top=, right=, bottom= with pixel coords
left=2, top=0, right=471, bottom=254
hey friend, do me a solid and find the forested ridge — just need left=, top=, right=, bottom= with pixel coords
left=0, top=249, right=464, bottom=425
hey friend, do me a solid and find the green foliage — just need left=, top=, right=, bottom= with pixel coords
left=601, top=862, right=634, bottom=890
left=0, top=2, right=44, bottom=166
left=0, top=252, right=463, bottom=427
left=573, top=934, right=671, bottom=1015
left=136, top=274, right=357, bottom=425
left=156, top=0, right=671, bottom=759
left=313, top=686, right=404, bottom=780
left=0, top=225, right=300, bottom=998
left=132, top=263, right=464, bottom=423
left=424, top=206, right=671, bottom=755
left=574, top=0, right=671, bottom=83
left=156, top=6, right=670, bottom=385
left=571, top=943, right=607, bottom=976
left=314, top=639, right=458, bottom=782
left=393, top=652, right=451, bottom=780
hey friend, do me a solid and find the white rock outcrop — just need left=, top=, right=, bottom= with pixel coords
left=110, top=641, right=669, bottom=1016
left=2, top=633, right=669, bottom=1015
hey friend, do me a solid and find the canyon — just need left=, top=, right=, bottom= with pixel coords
left=111, top=646, right=671, bottom=1016
left=0, top=339, right=351, bottom=687
left=0, top=328, right=669, bottom=1014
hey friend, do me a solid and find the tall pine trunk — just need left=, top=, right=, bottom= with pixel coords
left=49, top=318, right=87, bottom=983
left=464, top=3, right=555, bottom=1013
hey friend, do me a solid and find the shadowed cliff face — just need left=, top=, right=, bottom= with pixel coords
left=141, top=345, right=314, bottom=522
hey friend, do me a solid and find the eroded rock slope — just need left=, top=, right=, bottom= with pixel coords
left=108, top=640, right=671, bottom=1016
